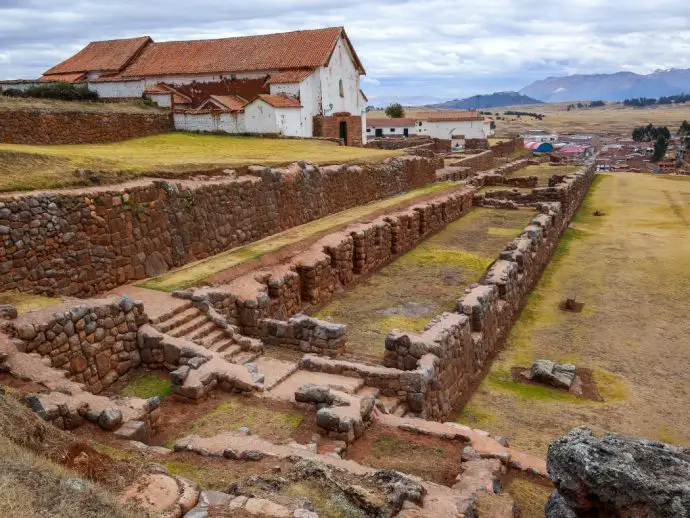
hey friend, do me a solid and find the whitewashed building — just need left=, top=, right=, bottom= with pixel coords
left=33, top=28, right=368, bottom=144
left=366, top=111, right=493, bottom=145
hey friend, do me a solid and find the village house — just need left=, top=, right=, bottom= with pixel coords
left=25, top=27, right=368, bottom=144
left=366, top=111, right=493, bottom=146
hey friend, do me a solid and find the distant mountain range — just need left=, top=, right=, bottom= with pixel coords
left=519, top=68, right=690, bottom=102
left=426, top=91, right=542, bottom=109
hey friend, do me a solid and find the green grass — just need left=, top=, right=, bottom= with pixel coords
left=455, top=403, right=496, bottom=428
left=119, top=375, right=172, bottom=400
left=0, top=132, right=402, bottom=192
left=485, top=370, right=585, bottom=403
left=163, top=400, right=303, bottom=449
left=138, top=181, right=463, bottom=292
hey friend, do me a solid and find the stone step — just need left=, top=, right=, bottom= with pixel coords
left=169, top=314, right=210, bottom=338
left=188, top=321, right=218, bottom=341
left=155, top=306, right=200, bottom=333
left=150, top=300, right=194, bottom=325
left=198, top=329, right=227, bottom=347
left=393, top=403, right=408, bottom=417
left=210, top=339, right=237, bottom=354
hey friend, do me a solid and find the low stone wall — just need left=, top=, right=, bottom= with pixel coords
left=447, top=150, right=495, bottom=173
left=382, top=164, right=596, bottom=419
left=464, top=138, right=490, bottom=151
left=178, top=188, right=474, bottom=341
left=490, top=137, right=524, bottom=157
left=364, top=137, right=432, bottom=150
left=260, top=315, right=346, bottom=357
left=10, top=296, right=148, bottom=394
left=0, top=108, right=173, bottom=145
left=0, top=157, right=439, bottom=297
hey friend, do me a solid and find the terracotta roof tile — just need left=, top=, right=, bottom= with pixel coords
left=143, top=84, right=170, bottom=94
left=205, top=95, right=248, bottom=111
left=119, top=27, right=364, bottom=77
left=367, top=118, right=415, bottom=127
left=38, top=72, right=86, bottom=83
left=253, top=94, right=301, bottom=108
left=265, top=69, right=315, bottom=84
left=44, top=36, right=151, bottom=75
left=416, top=111, right=483, bottom=122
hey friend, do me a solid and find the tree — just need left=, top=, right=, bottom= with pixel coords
left=385, top=103, right=405, bottom=118
left=652, top=136, right=669, bottom=162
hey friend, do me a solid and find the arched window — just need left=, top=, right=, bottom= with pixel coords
left=339, top=79, right=344, bottom=97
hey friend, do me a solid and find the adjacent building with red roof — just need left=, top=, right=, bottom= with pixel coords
left=27, top=27, right=368, bottom=143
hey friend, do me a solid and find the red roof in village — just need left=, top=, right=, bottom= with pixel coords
left=206, top=95, right=248, bottom=111
left=44, top=36, right=151, bottom=76
left=143, top=84, right=170, bottom=94
left=113, top=27, right=364, bottom=78
left=265, top=69, right=315, bottom=84
left=254, top=94, right=301, bottom=108
left=38, top=72, right=86, bottom=83
left=367, top=118, right=415, bottom=127
left=416, top=111, right=483, bottom=122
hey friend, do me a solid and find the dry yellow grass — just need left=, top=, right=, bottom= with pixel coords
left=0, top=291, right=61, bottom=313
left=0, top=133, right=401, bottom=192
left=495, top=102, right=690, bottom=135
left=460, top=173, right=690, bottom=456
left=518, top=163, right=580, bottom=185
left=314, top=208, right=535, bottom=360
left=0, top=95, right=164, bottom=113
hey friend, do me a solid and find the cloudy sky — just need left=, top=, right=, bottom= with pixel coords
left=2, top=0, right=689, bottom=104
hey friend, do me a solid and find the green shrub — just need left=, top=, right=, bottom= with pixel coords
left=20, top=82, right=99, bottom=101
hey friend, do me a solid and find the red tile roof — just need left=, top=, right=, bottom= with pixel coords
left=253, top=94, right=301, bottom=108
left=119, top=27, right=364, bottom=78
left=265, top=69, right=315, bottom=84
left=367, top=118, right=415, bottom=127
left=38, top=72, right=86, bottom=83
left=416, top=111, right=483, bottom=122
left=43, top=36, right=151, bottom=75
left=204, top=95, right=248, bottom=111
left=143, top=84, right=170, bottom=94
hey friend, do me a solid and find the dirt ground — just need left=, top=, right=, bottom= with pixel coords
left=314, top=208, right=535, bottom=362
left=345, top=423, right=465, bottom=486
left=457, top=173, right=690, bottom=457
left=513, top=163, right=579, bottom=185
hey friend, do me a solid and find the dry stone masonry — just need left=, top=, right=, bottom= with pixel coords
left=0, top=156, right=438, bottom=297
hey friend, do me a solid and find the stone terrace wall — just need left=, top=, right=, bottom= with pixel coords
left=0, top=157, right=439, bottom=297
left=0, top=108, right=173, bottom=145
left=10, top=296, right=148, bottom=394
left=447, top=150, right=495, bottom=174
left=179, top=188, right=475, bottom=345
left=383, top=164, right=596, bottom=419
left=490, top=137, right=524, bottom=157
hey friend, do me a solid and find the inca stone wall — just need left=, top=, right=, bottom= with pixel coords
left=381, top=164, right=596, bottom=419
left=10, top=296, right=148, bottom=394
left=0, top=156, right=438, bottom=297
left=0, top=108, right=173, bottom=145
left=490, top=137, right=525, bottom=157
left=447, top=150, right=495, bottom=173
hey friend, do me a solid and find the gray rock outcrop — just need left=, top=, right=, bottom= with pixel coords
left=546, top=427, right=690, bottom=517
left=528, top=359, right=576, bottom=389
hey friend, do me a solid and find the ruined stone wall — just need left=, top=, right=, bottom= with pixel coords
left=490, top=137, right=524, bottom=157
left=383, top=164, right=596, bottom=419
left=0, top=109, right=173, bottom=145
left=260, top=315, right=346, bottom=357
left=0, top=157, right=438, bottom=297
left=10, top=296, right=148, bottom=394
left=447, top=150, right=495, bottom=173
left=180, top=188, right=474, bottom=343
left=464, top=138, right=490, bottom=151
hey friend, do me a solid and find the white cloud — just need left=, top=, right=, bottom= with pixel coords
left=1, top=0, right=689, bottom=100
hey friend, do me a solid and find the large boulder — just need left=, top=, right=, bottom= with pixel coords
left=529, top=359, right=576, bottom=390
left=546, top=427, right=690, bottom=517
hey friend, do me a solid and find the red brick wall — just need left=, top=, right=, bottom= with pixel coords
left=313, top=113, right=362, bottom=146
left=0, top=109, right=173, bottom=145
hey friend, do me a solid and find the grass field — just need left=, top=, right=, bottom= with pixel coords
left=494, top=102, right=690, bottom=135
left=457, top=173, right=690, bottom=457
left=0, top=95, right=164, bottom=113
left=314, top=208, right=535, bottom=361
left=0, top=133, right=401, bottom=192
left=139, top=181, right=462, bottom=292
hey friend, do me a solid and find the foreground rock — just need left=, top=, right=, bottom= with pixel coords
left=528, top=359, right=576, bottom=390
left=547, top=427, right=690, bottom=517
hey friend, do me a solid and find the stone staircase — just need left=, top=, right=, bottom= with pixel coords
left=151, top=302, right=254, bottom=362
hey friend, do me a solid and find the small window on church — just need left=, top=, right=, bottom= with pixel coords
left=339, top=79, right=344, bottom=97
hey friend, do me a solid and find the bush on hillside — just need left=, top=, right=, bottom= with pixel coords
left=2, top=81, right=99, bottom=101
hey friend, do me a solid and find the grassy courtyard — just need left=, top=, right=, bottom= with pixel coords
left=515, top=163, right=580, bottom=185
left=0, top=133, right=401, bottom=192
left=458, top=173, right=690, bottom=457
left=314, top=207, right=535, bottom=361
